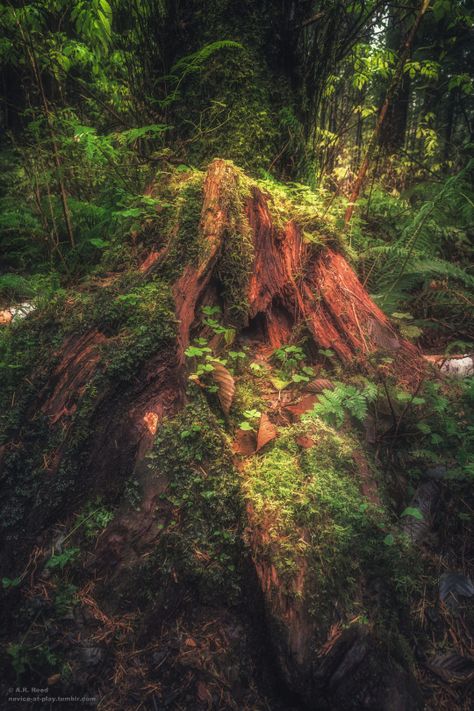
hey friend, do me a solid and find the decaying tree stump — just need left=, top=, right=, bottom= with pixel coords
left=20, top=159, right=422, bottom=491
left=0, top=160, right=426, bottom=710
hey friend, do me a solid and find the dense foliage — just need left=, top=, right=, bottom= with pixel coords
left=0, top=2, right=473, bottom=710
left=0, top=0, right=472, bottom=345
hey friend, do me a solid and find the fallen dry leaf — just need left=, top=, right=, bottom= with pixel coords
left=305, top=378, right=334, bottom=394
left=212, top=363, right=235, bottom=415
left=256, top=413, right=278, bottom=451
left=233, top=429, right=256, bottom=456
left=197, top=680, right=211, bottom=702
left=296, top=435, right=315, bottom=449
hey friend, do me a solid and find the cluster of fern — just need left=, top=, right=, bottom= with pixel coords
left=351, top=162, right=474, bottom=346
left=303, top=382, right=378, bottom=429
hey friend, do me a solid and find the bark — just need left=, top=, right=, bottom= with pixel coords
left=379, top=77, right=411, bottom=155
left=244, top=182, right=421, bottom=377
left=443, top=89, right=457, bottom=165
left=379, top=6, right=412, bottom=155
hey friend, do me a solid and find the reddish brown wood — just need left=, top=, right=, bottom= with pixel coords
left=244, top=183, right=423, bottom=382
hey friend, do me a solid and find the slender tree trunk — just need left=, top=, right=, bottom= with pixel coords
left=344, top=0, right=430, bottom=225
left=30, top=51, right=75, bottom=249
left=379, top=6, right=411, bottom=156
left=443, top=89, right=456, bottom=165
left=14, top=10, right=75, bottom=248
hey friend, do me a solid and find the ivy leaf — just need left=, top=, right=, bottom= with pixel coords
left=45, top=548, right=79, bottom=570
left=292, top=373, right=309, bottom=383
left=243, top=409, right=261, bottom=420
left=201, top=305, right=221, bottom=316
left=185, top=346, right=204, bottom=358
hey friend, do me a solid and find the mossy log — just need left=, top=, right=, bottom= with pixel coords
left=0, top=160, right=426, bottom=710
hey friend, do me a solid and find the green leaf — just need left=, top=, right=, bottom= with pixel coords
left=202, top=305, right=221, bottom=316
left=319, top=348, right=335, bottom=358
left=383, top=534, right=395, bottom=546
left=223, top=327, right=236, bottom=345
left=401, top=507, right=424, bottom=521
left=89, top=237, right=109, bottom=249
left=45, top=548, right=79, bottom=570
left=229, top=351, right=246, bottom=359
left=292, top=373, right=309, bottom=383
left=392, top=312, right=413, bottom=320
left=417, top=422, right=432, bottom=434
left=185, top=346, right=204, bottom=358
left=239, top=421, right=254, bottom=431
left=243, top=409, right=261, bottom=420
left=270, top=376, right=291, bottom=391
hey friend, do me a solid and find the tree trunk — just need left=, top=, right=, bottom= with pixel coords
left=345, top=0, right=431, bottom=224
left=379, top=6, right=412, bottom=156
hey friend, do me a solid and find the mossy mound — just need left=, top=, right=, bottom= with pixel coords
left=241, top=417, right=423, bottom=668
left=0, top=159, right=469, bottom=710
left=143, top=397, right=243, bottom=604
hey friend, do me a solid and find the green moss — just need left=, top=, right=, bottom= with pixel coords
left=0, top=273, right=176, bottom=547
left=242, top=420, right=422, bottom=631
left=71, top=496, right=115, bottom=541
left=250, top=173, right=347, bottom=252
left=215, top=174, right=254, bottom=327
left=0, top=414, right=78, bottom=543
left=243, top=423, right=376, bottom=580
left=97, top=279, right=176, bottom=380
left=143, top=397, right=243, bottom=603
left=161, top=173, right=205, bottom=277
left=0, top=310, right=64, bottom=435
left=232, top=373, right=266, bottom=419
left=244, top=412, right=428, bottom=657
left=180, top=50, right=283, bottom=175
